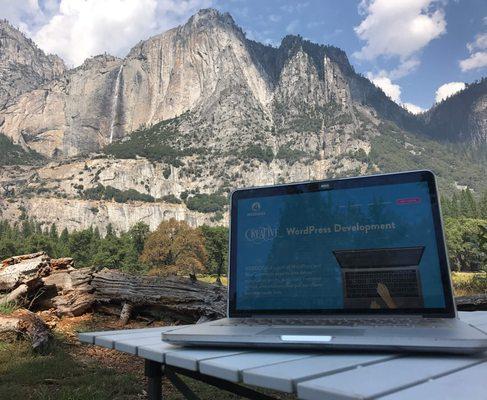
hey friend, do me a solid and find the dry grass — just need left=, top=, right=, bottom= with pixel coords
left=197, top=275, right=228, bottom=285
left=0, top=313, right=294, bottom=400
left=451, top=272, right=487, bottom=296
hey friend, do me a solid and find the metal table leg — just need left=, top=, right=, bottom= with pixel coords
left=145, top=359, right=163, bottom=399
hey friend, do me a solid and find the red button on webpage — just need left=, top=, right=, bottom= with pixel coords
left=396, top=197, right=421, bottom=205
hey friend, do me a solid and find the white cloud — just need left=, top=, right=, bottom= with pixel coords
left=369, top=73, right=425, bottom=113
left=467, top=32, right=487, bottom=52
left=460, top=52, right=487, bottom=71
left=435, top=82, right=466, bottom=103
left=354, top=0, right=446, bottom=61
left=369, top=75, right=402, bottom=103
left=402, top=102, right=425, bottom=114
left=1, top=0, right=213, bottom=67
left=0, top=0, right=53, bottom=35
left=388, top=58, right=421, bottom=80
left=354, top=0, right=445, bottom=84
left=460, top=32, right=487, bottom=71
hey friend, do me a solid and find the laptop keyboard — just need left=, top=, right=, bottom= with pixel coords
left=213, top=317, right=441, bottom=327
left=345, top=270, right=420, bottom=298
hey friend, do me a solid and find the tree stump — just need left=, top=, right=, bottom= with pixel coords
left=0, top=309, right=51, bottom=351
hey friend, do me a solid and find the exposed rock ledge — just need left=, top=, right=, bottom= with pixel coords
left=0, top=196, right=222, bottom=234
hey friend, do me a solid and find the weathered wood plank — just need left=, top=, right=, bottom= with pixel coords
left=94, top=329, right=167, bottom=349
left=243, top=353, right=398, bottom=393
left=297, top=354, right=487, bottom=400
left=379, top=361, right=487, bottom=400
left=165, top=348, right=248, bottom=371
left=78, top=327, right=167, bottom=344
left=115, top=336, right=167, bottom=354
left=199, top=352, right=315, bottom=382
left=138, top=342, right=178, bottom=363
left=458, top=311, right=487, bottom=325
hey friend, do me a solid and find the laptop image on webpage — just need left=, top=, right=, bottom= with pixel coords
left=333, top=246, right=424, bottom=309
left=163, top=170, right=487, bottom=354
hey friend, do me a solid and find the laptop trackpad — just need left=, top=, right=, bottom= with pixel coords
left=258, top=328, right=365, bottom=336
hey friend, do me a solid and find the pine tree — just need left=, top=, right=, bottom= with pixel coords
left=49, top=223, right=58, bottom=239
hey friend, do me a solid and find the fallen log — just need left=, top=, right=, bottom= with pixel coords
left=91, top=268, right=227, bottom=322
left=0, top=309, right=51, bottom=351
left=0, top=252, right=50, bottom=291
left=1, top=253, right=227, bottom=323
left=455, top=294, right=487, bottom=311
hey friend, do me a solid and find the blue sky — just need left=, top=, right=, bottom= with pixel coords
left=1, top=0, right=486, bottom=112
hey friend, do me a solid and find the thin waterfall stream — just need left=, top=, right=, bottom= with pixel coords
left=109, top=65, right=123, bottom=143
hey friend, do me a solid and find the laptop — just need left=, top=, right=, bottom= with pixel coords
left=163, top=170, right=487, bottom=353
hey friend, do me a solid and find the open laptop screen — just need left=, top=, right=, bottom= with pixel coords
left=229, top=171, right=455, bottom=317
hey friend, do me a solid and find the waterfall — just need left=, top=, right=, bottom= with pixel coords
left=109, top=65, right=123, bottom=144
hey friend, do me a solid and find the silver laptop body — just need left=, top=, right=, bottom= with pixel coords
left=163, top=171, right=487, bottom=354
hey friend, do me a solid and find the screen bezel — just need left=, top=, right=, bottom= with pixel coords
left=228, top=170, right=456, bottom=318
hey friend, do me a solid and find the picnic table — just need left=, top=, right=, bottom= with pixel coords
left=79, top=311, right=487, bottom=400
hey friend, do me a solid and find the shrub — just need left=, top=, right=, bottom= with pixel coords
left=83, top=185, right=155, bottom=203
left=240, top=144, right=274, bottom=163
left=275, top=146, right=307, bottom=164
left=186, top=193, right=227, bottom=213
left=103, top=116, right=201, bottom=166
left=161, top=194, right=181, bottom=204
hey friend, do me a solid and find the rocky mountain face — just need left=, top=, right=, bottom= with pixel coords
left=0, top=9, right=386, bottom=158
left=0, top=20, right=65, bottom=110
left=0, top=9, right=485, bottom=234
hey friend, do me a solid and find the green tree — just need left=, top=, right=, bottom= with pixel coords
left=128, top=222, right=150, bottom=255
left=444, top=217, right=487, bottom=272
left=200, top=225, right=228, bottom=284
left=26, top=234, right=54, bottom=255
left=49, top=223, right=59, bottom=239
left=0, top=239, right=18, bottom=261
left=67, top=229, right=98, bottom=267
left=459, top=189, right=478, bottom=218
left=92, top=233, right=124, bottom=269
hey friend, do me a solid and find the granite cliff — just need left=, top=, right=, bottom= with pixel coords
left=0, top=9, right=485, bottom=234
left=0, top=20, right=65, bottom=110
left=0, top=9, right=391, bottom=158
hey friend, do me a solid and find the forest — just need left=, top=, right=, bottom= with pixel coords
left=0, top=189, right=486, bottom=278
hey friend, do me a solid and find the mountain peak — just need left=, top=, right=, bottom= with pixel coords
left=182, top=8, right=239, bottom=34
left=0, top=18, right=65, bottom=108
left=189, top=8, right=235, bottom=25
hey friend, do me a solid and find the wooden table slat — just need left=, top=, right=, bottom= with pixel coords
left=198, top=352, right=316, bottom=382
left=458, top=311, right=487, bottom=324
left=296, top=353, right=487, bottom=400
left=242, top=353, right=398, bottom=393
left=94, top=329, right=168, bottom=349
left=379, top=360, right=487, bottom=400
left=138, top=343, right=178, bottom=363
left=78, top=327, right=168, bottom=344
left=165, top=349, right=249, bottom=371
left=115, top=337, right=169, bottom=354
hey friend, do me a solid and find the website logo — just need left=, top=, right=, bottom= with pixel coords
left=247, top=201, right=265, bottom=217
left=244, top=225, right=278, bottom=243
